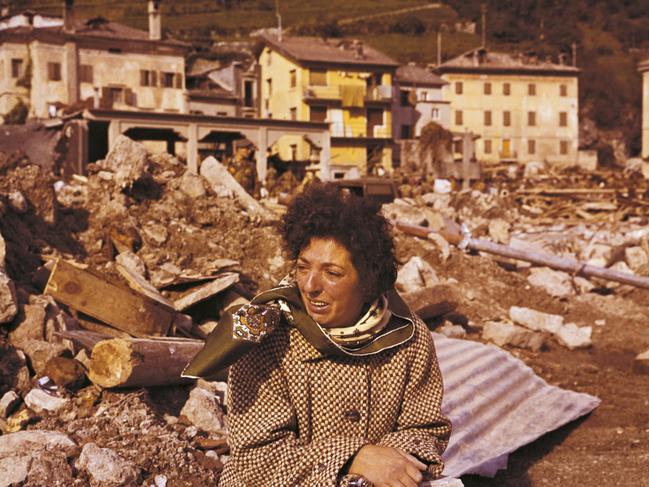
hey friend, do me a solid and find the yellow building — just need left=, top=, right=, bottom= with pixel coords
left=256, top=34, right=397, bottom=177
left=0, top=1, right=190, bottom=120
left=437, top=48, right=580, bottom=166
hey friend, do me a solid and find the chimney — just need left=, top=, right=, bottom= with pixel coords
left=63, top=0, right=74, bottom=32
left=148, top=0, right=161, bottom=41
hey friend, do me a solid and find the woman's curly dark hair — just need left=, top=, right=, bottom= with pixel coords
left=280, top=182, right=397, bottom=301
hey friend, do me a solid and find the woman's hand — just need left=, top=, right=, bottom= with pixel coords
left=348, top=444, right=427, bottom=487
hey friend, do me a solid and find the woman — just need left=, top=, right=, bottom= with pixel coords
left=184, top=183, right=451, bottom=487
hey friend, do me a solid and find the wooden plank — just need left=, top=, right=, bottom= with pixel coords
left=45, top=259, right=175, bottom=337
left=173, top=272, right=239, bottom=311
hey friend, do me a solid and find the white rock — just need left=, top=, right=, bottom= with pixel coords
left=102, top=135, right=149, bottom=188
left=76, top=443, right=139, bottom=486
left=438, top=322, right=467, bottom=339
left=574, top=276, right=595, bottom=294
left=97, top=170, right=114, bottom=181
left=594, top=319, right=606, bottom=327
left=143, top=223, right=169, bottom=246
left=555, top=323, right=592, bottom=350
left=509, top=306, right=564, bottom=334
left=180, top=387, right=226, bottom=434
left=197, top=379, right=228, bottom=406
left=7, top=191, right=28, bottom=214
left=482, top=321, right=545, bottom=352
left=625, top=246, right=649, bottom=271
left=0, top=271, right=17, bottom=324
left=427, top=232, right=451, bottom=262
left=396, top=256, right=439, bottom=293
left=488, top=218, right=511, bottom=244
left=0, top=430, right=76, bottom=457
left=527, top=267, right=574, bottom=298
left=0, top=391, right=20, bottom=418
left=0, top=455, right=30, bottom=487
left=179, top=171, right=207, bottom=198
left=24, top=388, right=69, bottom=414
left=433, top=179, right=452, bottom=194
left=154, top=474, right=168, bottom=487
left=381, top=199, right=445, bottom=229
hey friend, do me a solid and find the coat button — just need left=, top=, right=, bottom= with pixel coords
left=344, top=409, right=361, bottom=422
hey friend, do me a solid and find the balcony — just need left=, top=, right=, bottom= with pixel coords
left=365, top=85, right=392, bottom=102
left=330, top=121, right=391, bottom=139
left=303, top=85, right=342, bottom=100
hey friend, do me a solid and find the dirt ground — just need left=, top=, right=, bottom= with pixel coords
left=1, top=152, right=649, bottom=485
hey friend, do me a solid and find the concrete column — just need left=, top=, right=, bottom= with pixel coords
left=187, top=122, right=198, bottom=174
left=108, top=120, right=121, bottom=149
left=64, top=41, right=79, bottom=105
left=256, top=127, right=268, bottom=183
left=319, top=130, right=331, bottom=181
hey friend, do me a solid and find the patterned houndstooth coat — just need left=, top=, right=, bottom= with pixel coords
left=218, top=308, right=451, bottom=487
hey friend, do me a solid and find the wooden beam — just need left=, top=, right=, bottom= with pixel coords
left=45, top=259, right=175, bottom=337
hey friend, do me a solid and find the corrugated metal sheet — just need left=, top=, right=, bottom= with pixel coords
left=433, top=333, right=601, bottom=478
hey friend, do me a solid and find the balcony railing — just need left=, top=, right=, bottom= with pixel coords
left=330, top=121, right=391, bottom=138
left=366, top=85, right=392, bottom=101
left=303, top=84, right=392, bottom=102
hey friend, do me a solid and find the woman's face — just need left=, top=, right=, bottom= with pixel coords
left=296, top=237, right=365, bottom=328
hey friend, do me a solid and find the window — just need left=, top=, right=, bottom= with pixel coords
left=290, top=69, right=296, bottom=88
left=310, top=106, right=327, bottom=122
left=400, top=90, right=410, bottom=107
left=47, top=62, right=62, bottom=81
left=267, top=50, right=272, bottom=66
left=79, top=64, right=93, bottom=84
left=420, top=91, right=428, bottom=101
left=175, top=73, right=183, bottom=89
left=140, top=70, right=157, bottom=87
left=290, top=144, right=297, bottom=161
left=309, top=68, right=326, bottom=86
left=290, top=107, right=297, bottom=120
left=455, top=81, right=463, bottom=94
left=484, top=139, right=492, bottom=154
left=431, top=107, right=440, bottom=120
left=11, top=58, right=23, bottom=78
left=528, top=111, right=536, bottom=126
left=266, top=78, right=272, bottom=96
left=401, top=125, right=413, bottom=139
left=528, top=83, right=536, bottom=95
left=455, top=110, right=463, bottom=125
left=161, top=72, right=175, bottom=88
left=503, top=111, right=511, bottom=126
left=560, top=140, right=568, bottom=155
left=106, top=87, right=124, bottom=104
left=528, top=139, right=536, bottom=154
left=484, top=82, right=491, bottom=95
left=560, top=84, right=567, bottom=97
left=503, top=82, right=510, bottom=95
left=559, top=111, right=568, bottom=127
left=243, top=80, right=254, bottom=107
left=366, top=73, right=382, bottom=89
left=484, top=110, right=492, bottom=126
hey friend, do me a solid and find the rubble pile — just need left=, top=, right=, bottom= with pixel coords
left=1, top=140, right=649, bottom=485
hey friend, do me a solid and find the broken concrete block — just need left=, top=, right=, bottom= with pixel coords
left=401, top=284, right=461, bottom=321
left=482, top=320, right=545, bottom=352
left=0, top=391, right=20, bottom=419
left=396, top=256, right=439, bottom=294
left=0, top=430, right=76, bottom=457
left=102, top=135, right=149, bottom=188
left=438, top=322, right=467, bottom=339
left=509, top=306, right=564, bottom=334
left=200, top=156, right=271, bottom=220
left=143, top=223, right=169, bottom=246
left=0, top=455, right=31, bottom=486
left=24, top=388, right=68, bottom=414
left=180, top=171, right=207, bottom=198
left=574, top=276, right=595, bottom=294
left=488, top=218, right=511, bottom=244
left=382, top=199, right=446, bottom=230
left=527, top=267, right=574, bottom=298
left=633, top=350, right=649, bottom=374
left=0, top=272, right=17, bottom=324
left=76, top=443, right=139, bottom=486
left=8, top=303, right=46, bottom=348
left=555, top=323, right=592, bottom=350
left=625, top=246, right=649, bottom=272
left=180, top=386, right=226, bottom=435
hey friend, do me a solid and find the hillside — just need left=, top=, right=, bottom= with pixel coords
left=9, top=0, right=649, bottom=157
